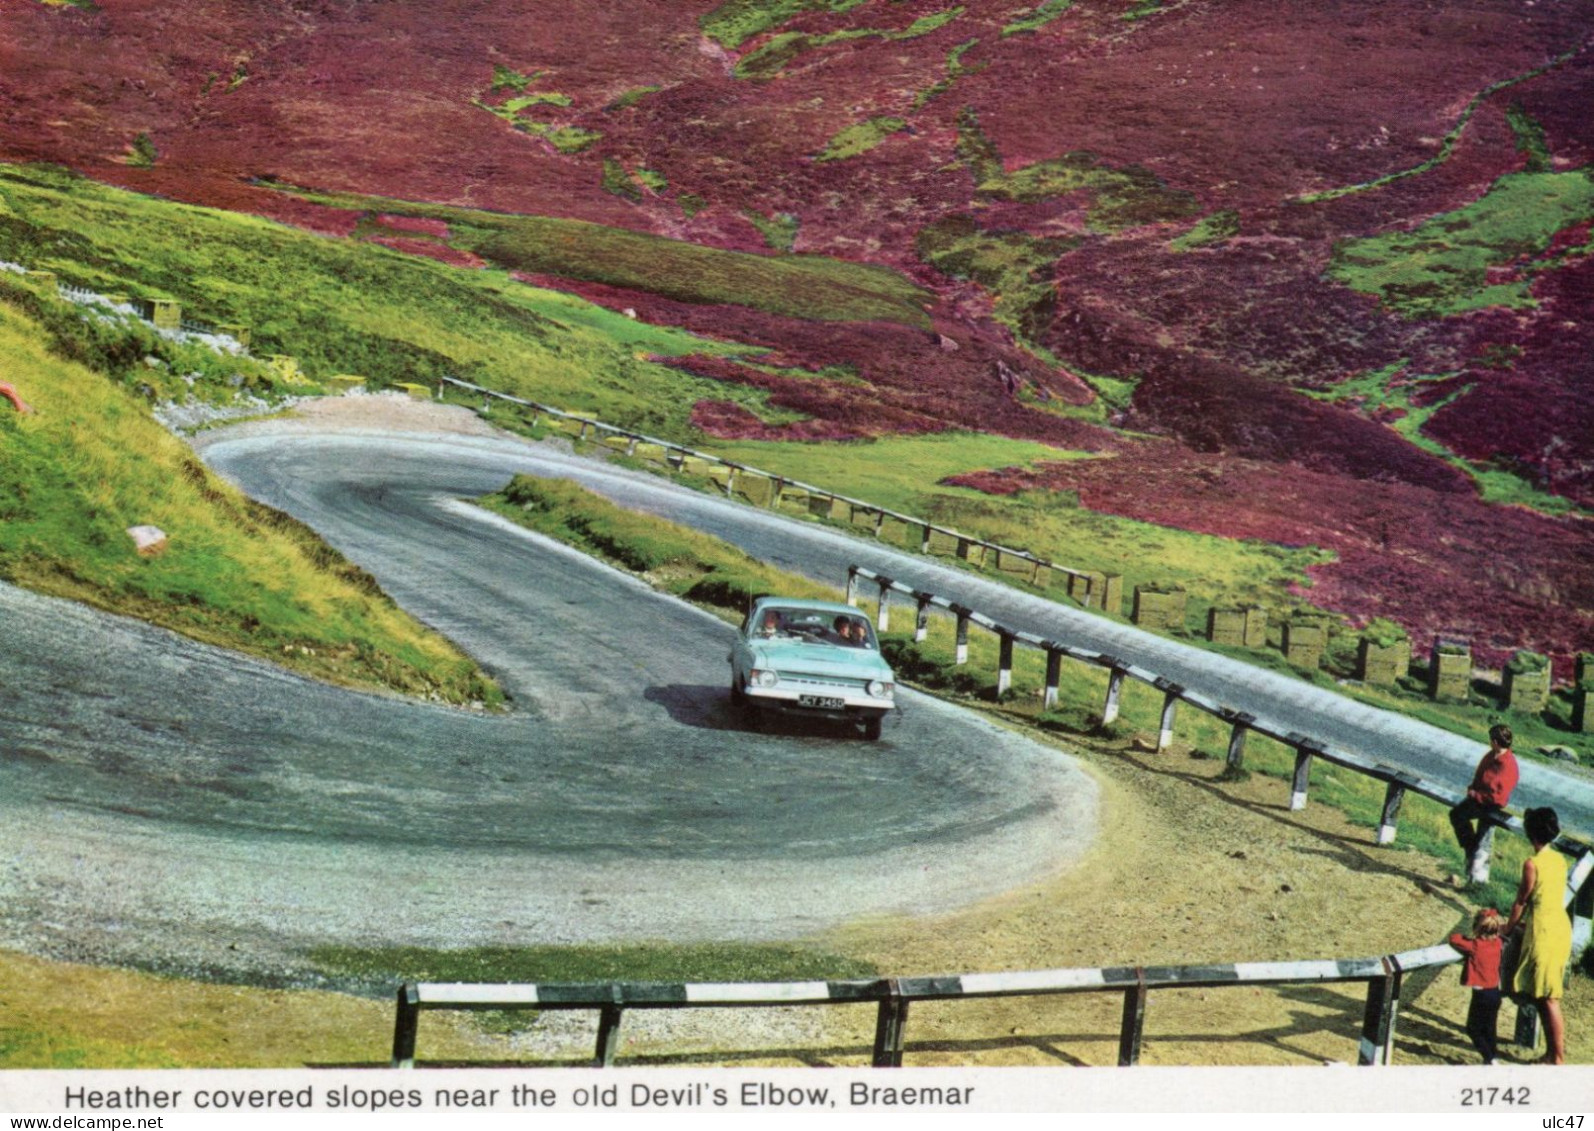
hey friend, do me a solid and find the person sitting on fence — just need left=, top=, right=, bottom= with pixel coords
left=1448, top=907, right=1505, bottom=1064
left=1449, top=724, right=1519, bottom=878
left=1504, top=806, right=1572, bottom=1064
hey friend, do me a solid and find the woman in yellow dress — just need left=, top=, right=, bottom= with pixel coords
left=1504, top=807, right=1572, bottom=1064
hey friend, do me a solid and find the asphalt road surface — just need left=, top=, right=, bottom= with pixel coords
left=0, top=418, right=1098, bottom=978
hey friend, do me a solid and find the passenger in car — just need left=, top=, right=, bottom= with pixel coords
left=833, top=616, right=869, bottom=647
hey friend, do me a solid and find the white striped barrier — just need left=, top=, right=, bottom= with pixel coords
left=391, top=943, right=1469, bottom=1069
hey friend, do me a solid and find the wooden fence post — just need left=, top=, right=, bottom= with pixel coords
left=871, top=981, right=908, bottom=1068
left=391, top=986, right=420, bottom=1068
left=1118, top=972, right=1148, bottom=1066
left=997, top=632, right=1014, bottom=697
left=1101, top=666, right=1126, bottom=726
left=1044, top=648, right=1063, bottom=712
left=1377, top=782, right=1407, bottom=846
left=595, top=1005, right=624, bottom=1067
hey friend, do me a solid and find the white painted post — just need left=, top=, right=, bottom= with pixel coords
left=877, top=580, right=891, bottom=632
left=955, top=611, right=970, bottom=666
left=1469, top=826, right=1495, bottom=885
left=1157, top=690, right=1180, bottom=752
left=1044, top=648, right=1062, bottom=711
left=1570, top=851, right=1594, bottom=959
left=845, top=568, right=859, bottom=607
left=997, top=632, right=1014, bottom=697
left=725, top=468, right=738, bottom=497
left=1101, top=667, right=1125, bottom=726
left=1377, top=782, right=1406, bottom=846
left=914, top=596, right=930, bottom=643
left=920, top=524, right=932, bottom=554
left=1290, top=746, right=1314, bottom=811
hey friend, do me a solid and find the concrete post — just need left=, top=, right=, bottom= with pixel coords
left=919, top=523, right=933, bottom=554
left=876, top=579, right=892, bottom=633
left=845, top=568, right=859, bottom=607
left=871, top=981, right=908, bottom=1069
left=1290, top=746, right=1315, bottom=811
left=1044, top=649, right=1062, bottom=711
left=914, top=596, right=930, bottom=643
left=1102, top=667, right=1126, bottom=726
left=1356, top=969, right=1399, bottom=1066
left=1157, top=689, right=1180, bottom=752
left=1569, top=851, right=1594, bottom=959
left=595, top=1005, right=624, bottom=1067
left=1469, top=826, right=1495, bottom=885
left=626, top=436, right=638, bottom=456
left=1117, top=973, right=1148, bottom=1067
left=1226, top=715, right=1253, bottom=772
left=725, top=468, right=739, bottom=497
left=997, top=633, right=1014, bottom=697
left=1377, top=782, right=1406, bottom=846
left=955, top=611, right=970, bottom=666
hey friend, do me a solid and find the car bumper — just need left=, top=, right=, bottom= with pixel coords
left=746, top=687, right=892, bottom=720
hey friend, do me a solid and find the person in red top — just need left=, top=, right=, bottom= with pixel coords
left=1449, top=725, right=1519, bottom=874
left=1449, top=907, right=1506, bottom=1063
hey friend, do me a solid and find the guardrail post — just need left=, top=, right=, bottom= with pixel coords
left=997, top=632, right=1014, bottom=697
left=595, top=1004, right=624, bottom=1067
left=846, top=568, right=859, bottom=607
left=914, top=594, right=931, bottom=643
left=1225, top=713, right=1254, bottom=772
left=769, top=478, right=784, bottom=508
left=876, top=578, right=892, bottom=632
left=1514, top=1002, right=1539, bottom=1050
left=1468, top=826, right=1496, bottom=885
left=392, top=985, right=420, bottom=1068
left=1044, top=648, right=1062, bottom=711
left=871, top=980, right=908, bottom=1068
left=873, top=510, right=885, bottom=538
left=954, top=609, right=970, bottom=666
left=1118, top=971, right=1148, bottom=1066
left=725, top=468, right=739, bottom=497
left=1101, top=667, right=1126, bottom=726
left=1356, top=966, right=1399, bottom=1065
left=1290, top=744, right=1315, bottom=811
left=577, top=420, right=591, bottom=442
left=626, top=436, right=638, bottom=456
left=1570, top=851, right=1594, bottom=958
left=1377, top=782, right=1406, bottom=846
left=1157, top=685, right=1182, bottom=752
left=919, top=523, right=933, bottom=554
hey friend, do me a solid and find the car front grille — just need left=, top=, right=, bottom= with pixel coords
left=781, top=673, right=865, bottom=693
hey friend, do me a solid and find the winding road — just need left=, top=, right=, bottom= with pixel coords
left=3, top=398, right=1589, bottom=980
left=0, top=406, right=1097, bottom=978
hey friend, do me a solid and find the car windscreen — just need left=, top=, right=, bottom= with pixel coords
left=752, top=608, right=875, bottom=648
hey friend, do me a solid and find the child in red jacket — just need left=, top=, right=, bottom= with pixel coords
left=1450, top=907, right=1506, bottom=1064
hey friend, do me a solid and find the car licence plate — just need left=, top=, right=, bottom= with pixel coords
left=799, top=695, right=845, bottom=710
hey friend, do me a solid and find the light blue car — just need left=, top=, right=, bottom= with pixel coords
left=729, top=596, right=896, bottom=740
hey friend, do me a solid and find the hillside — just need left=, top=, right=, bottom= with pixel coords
left=1, top=0, right=1591, bottom=669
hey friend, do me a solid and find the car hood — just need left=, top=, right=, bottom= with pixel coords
left=751, top=640, right=894, bottom=679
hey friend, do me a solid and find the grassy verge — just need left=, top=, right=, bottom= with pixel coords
left=0, top=294, right=496, bottom=705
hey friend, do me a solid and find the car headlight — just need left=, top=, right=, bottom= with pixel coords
left=753, top=669, right=779, bottom=688
left=868, top=680, right=893, bottom=698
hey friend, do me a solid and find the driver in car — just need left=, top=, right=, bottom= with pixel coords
left=756, top=609, right=783, bottom=637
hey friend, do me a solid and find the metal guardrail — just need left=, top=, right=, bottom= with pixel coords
left=438, top=377, right=1104, bottom=595
left=392, top=943, right=1463, bottom=1069
left=847, top=564, right=1594, bottom=891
